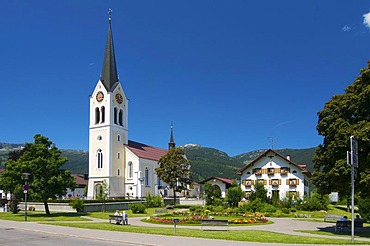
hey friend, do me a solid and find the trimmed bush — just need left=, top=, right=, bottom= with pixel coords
left=69, top=199, right=84, bottom=213
left=130, top=203, right=146, bottom=213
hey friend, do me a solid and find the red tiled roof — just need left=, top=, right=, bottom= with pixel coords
left=200, top=176, right=235, bottom=185
left=71, top=174, right=87, bottom=186
left=126, top=140, right=167, bottom=161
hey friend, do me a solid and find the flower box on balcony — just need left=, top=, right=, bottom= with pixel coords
left=255, top=171, right=262, bottom=175
left=289, top=183, right=297, bottom=187
left=280, top=170, right=288, bottom=175
left=245, top=182, right=252, bottom=187
left=272, top=183, right=279, bottom=187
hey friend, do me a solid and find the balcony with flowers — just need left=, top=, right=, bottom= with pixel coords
left=271, top=180, right=279, bottom=187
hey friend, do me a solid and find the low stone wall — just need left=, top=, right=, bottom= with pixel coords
left=20, top=202, right=76, bottom=212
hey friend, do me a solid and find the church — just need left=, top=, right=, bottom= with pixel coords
left=87, top=13, right=172, bottom=200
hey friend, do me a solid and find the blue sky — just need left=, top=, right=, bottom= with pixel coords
left=1, top=1, right=370, bottom=156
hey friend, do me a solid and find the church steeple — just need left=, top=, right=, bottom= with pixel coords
left=100, top=9, right=119, bottom=92
left=168, top=122, right=176, bottom=150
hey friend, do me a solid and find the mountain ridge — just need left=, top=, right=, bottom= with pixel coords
left=0, top=142, right=316, bottom=183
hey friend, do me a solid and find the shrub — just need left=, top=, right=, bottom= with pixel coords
left=69, top=199, right=84, bottom=213
left=145, top=194, right=164, bottom=208
left=9, top=196, right=20, bottom=214
left=130, top=203, right=146, bottom=213
left=261, top=203, right=277, bottom=213
left=358, top=198, right=370, bottom=222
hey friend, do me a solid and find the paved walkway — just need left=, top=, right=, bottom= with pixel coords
left=1, top=216, right=369, bottom=246
left=83, top=215, right=370, bottom=242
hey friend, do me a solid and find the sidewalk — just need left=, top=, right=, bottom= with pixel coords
left=0, top=217, right=369, bottom=245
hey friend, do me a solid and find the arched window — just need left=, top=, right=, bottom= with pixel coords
left=128, top=161, right=133, bottom=178
left=97, top=149, right=103, bottom=168
left=117, top=168, right=120, bottom=176
left=119, top=110, right=123, bottom=126
left=145, top=167, right=150, bottom=186
left=95, top=107, right=100, bottom=124
left=101, top=106, right=105, bottom=123
left=114, top=108, right=118, bottom=124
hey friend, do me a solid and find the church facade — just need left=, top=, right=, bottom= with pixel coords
left=87, top=15, right=169, bottom=200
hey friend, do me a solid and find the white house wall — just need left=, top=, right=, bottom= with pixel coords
left=240, top=154, right=308, bottom=200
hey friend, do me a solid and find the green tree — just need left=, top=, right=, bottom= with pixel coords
left=156, top=147, right=191, bottom=205
left=312, top=62, right=370, bottom=199
left=0, top=134, right=76, bottom=214
left=248, top=182, right=269, bottom=203
left=226, top=186, right=244, bottom=207
left=204, top=182, right=222, bottom=205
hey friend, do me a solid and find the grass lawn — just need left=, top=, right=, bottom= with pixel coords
left=0, top=211, right=88, bottom=222
left=296, top=229, right=370, bottom=239
left=48, top=222, right=370, bottom=245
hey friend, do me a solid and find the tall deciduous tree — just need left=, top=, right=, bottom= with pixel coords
left=0, top=134, right=76, bottom=214
left=312, top=62, right=370, bottom=199
left=156, top=147, right=191, bottom=205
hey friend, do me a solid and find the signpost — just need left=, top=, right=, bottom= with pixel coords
left=348, top=136, right=358, bottom=243
left=173, top=218, right=179, bottom=234
left=22, top=173, right=31, bottom=222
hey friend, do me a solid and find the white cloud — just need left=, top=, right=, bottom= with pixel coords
left=341, top=25, right=351, bottom=32
left=363, top=12, right=370, bottom=28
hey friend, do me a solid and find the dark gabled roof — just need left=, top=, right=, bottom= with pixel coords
left=126, top=140, right=167, bottom=161
left=100, top=18, right=119, bottom=92
left=235, top=149, right=311, bottom=177
left=71, top=174, right=88, bottom=187
left=199, top=176, right=235, bottom=186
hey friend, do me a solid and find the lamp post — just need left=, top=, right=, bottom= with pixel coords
left=22, top=173, right=30, bottom=222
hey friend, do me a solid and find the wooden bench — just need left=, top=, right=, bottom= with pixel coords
left=155, top=208, right=167, bottom=214
left=335, top=220, right=364, bottom=232
left=324, top=214, right=342, bottom=222
left=201, top=219, right=228, bottom=231
left=109, top=215, right=124, bottom=225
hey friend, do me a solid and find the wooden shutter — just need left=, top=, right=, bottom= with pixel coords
left=296, top=179, right=300, bottom=185
left=251, top=180, right=255, bottom=185
left=286, top=179, right=289, bottom=185
left=279, top=179, right=282, bottom=185
left=263, top=179, right=267, bottom=185
left=269, top=180, right=272, bottom=185
left=242, top=180, right=246, bottom=186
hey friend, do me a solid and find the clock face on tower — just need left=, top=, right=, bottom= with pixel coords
left=115, top=93, right=123, bottom=104
left=96, top=91, right=104, bottom=102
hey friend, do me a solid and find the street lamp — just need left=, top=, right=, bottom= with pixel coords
left=22, top=173, right=30, bottom=221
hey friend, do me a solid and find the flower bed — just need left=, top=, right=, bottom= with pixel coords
left=147, top=211, right=268, bottom=225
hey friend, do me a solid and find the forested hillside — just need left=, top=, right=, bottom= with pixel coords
left=0, top=142, right=315, bottom=183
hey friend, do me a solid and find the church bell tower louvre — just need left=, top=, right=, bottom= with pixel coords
left=87, top=9, right=129, bottom=199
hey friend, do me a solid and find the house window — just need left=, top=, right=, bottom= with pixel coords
left=267, top=168, right=275, bottom=175
left=117, top=135, right=121, bottom=142
left=242, top=179, right=252, bottom=187
left=128, top=161, right=133, bottom=178
left=254, top=168, right=262, bottom=175
left=117, top=152, right=120, bottom=159
left=271, top=179, right=279, bottom=187
left=117, top=168, right=120, bottom=176
left=145, top=167, right=150, bottom=186
left=97, top=149, right=103, bottom=168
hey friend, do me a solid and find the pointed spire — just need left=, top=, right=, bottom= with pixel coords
left=100, top=8, right=119, bottom=92
left=168, top=122, right=176, bottom=150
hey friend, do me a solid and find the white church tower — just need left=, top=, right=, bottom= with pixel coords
left=87, top=11, right=128, bottom=199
